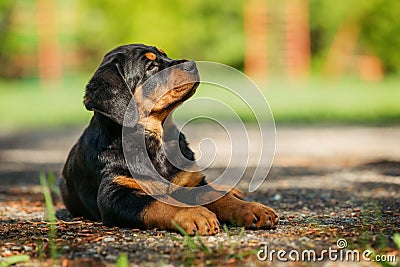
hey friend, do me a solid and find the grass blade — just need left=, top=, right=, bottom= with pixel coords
left=393, top=233, right=400, bottom=249
left=0, top=255, right=30, bottom=267
left=195, top=235, right=211, bottom=254
left=172, top=221, right=196, bottom=249
left=116, top=253, right=129, bottom=267
left=223, top=224, right=231, bottom=240
left=40, top=172, right=57, bottom=259
left=47, top=172, right=61, bottom=196
left=238, top=227, right=245, bottom=239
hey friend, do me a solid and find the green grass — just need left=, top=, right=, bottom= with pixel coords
left=0, top=255, right=30, bottom=267
left=0, top=76, right=91, bottom=130
left=116, top=253, right=129, bottom=267
left=264, top=77, right=400, bottom=125
left=171, top=222, right=255, bottom=266
left=177, top=76, right=400, bottom=125
left=0, top=75, right=399, bottom=130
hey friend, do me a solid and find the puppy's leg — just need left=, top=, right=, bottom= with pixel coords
left=98, top=176, right=220, bottom=235
left=209, top=184, right=244, bottom=200
left=59, top=177, right=87, bottom=218
left=205, top=191, right=279, bottom=229
left=169, top=180, right=277, bottom=230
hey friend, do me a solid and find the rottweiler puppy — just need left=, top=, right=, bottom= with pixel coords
left=59, top=44, right=278, bottom=235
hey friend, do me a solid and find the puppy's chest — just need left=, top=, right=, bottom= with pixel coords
left=148, top=139, right=195, bottom=180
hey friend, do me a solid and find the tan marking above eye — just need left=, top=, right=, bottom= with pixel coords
left=157, top=48, right=166, bottom=55
left=145, top=52, right=157, bottom=61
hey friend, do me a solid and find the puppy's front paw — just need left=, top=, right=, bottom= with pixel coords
left=232, top=202, right=278, bottom=229
left=172, top=207, right=220, bottom=235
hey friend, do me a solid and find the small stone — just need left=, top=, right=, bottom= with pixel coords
left=10, top=246, right=22, bottom=251
left=299, top=236, right=310, bottom=242
left=23, top=246, right=33, bottom=251
left=86, top=248, right=97, bottom=254
left=105, top=254, right=117, bottom=261
left=273, top=194, right=281, bottom=201
left=304, top=242, right=315, bottom=249
left=103, top=237, right=116, bottom=242
left=147, top=237, right=155, bottom=242
left=207, top=236, right=217, bottom=242
left=2, top=250, right=12, bottom=257
left=353, top=207, right=361, bottom=212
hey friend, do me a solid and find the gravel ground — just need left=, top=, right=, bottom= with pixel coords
left=0, top=126, right=399, bottom=266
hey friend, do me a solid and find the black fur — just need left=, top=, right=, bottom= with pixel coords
left=60, top=44, right=200, bottom=227
left=60, top=44, right=279, bottom=233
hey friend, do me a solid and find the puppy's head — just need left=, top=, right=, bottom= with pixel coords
left=84, top=44, right=199, bottom=127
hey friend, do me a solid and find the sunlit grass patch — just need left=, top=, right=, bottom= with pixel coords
left=1, top=76, right=400, bottom=129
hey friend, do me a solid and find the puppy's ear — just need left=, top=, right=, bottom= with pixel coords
left=84, top=54, right=139, bottom=127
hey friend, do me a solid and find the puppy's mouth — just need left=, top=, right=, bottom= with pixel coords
left=174, top=80, right=198, bottom=92
left=145, top=62, right=199, bottom=115
left=165, top=81, right=199, bottom=109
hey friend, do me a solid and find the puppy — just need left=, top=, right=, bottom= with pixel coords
left=59, top=44, right=278, bottom=235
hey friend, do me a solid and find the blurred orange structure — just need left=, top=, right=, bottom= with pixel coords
left=243, top=0, right=268, bottom=79
left=1, top=1, right=80, bottom=85
left=244, top=0, right=311, bottom=80
left=323, top=21, right=383, bottom=81
left=36, top=0, right=62, bottom=87
left=3, top=1, right=385, bottom=84
left=285, top=0, right=310, bottom=79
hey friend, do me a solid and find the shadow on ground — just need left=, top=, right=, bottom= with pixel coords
left=0, top=127, right=399, bottom=266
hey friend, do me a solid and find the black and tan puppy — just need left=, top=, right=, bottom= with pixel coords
left=59, top=44, right=278, bottom=235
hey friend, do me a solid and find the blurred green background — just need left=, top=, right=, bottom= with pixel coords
left=0, top=0, right=400, bottom=129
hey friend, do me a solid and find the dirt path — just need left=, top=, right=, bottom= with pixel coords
left=0, top=126, right=399, bottom=266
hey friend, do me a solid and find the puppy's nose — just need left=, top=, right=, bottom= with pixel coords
left=183, top=61, right=196, bottom=72
left=181, top=61, right=197, bottom=73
